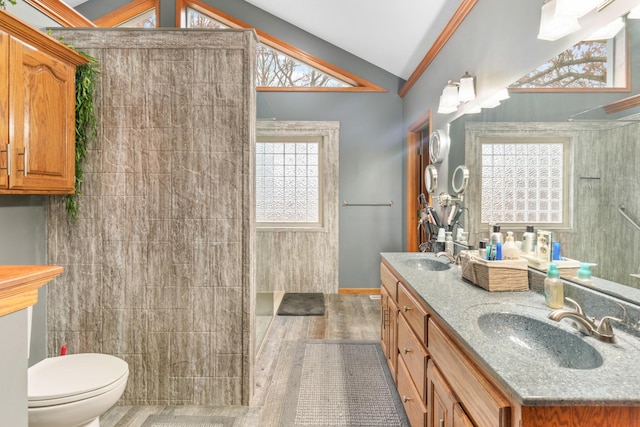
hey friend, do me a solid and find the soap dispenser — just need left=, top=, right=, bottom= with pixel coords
left=544, top=263, right=563, bottom=309
left=572, top=263, right=595, bottom=287
left=502, top=231, right=519, bottom=260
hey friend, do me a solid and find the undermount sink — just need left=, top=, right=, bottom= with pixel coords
left=402, top=257, right=451, bottom=271
left=477, top=312, right=603, bottom=370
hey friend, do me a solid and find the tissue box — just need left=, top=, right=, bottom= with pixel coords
left=460, top=251, right=529, bottom=292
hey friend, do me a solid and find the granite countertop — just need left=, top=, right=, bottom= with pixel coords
left=381, top=252, right=640, bottom=406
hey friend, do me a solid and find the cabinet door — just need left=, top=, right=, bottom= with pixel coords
left=0, top=31, right=8, bottom=189
left=453, top=403, right=475, bottom=427
left=381, top=284, right=390, bottom=357
left=428, top=360, right=455, bottom=427
left=388, top=294, right=398, bottom=379
left=9, top=37, right=75, bottom=193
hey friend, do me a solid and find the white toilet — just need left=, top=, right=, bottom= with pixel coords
left=28, top=353, right=129, bottom=427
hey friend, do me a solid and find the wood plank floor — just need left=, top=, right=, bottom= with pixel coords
left=101, top=294, right=381, bottom=426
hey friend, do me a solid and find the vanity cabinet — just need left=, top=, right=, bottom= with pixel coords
left=0, top=10, right=87, bottom=194
left=380, top=261, right=511, bottom=427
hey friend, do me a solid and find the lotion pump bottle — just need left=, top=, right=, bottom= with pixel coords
left=521, top=225, right=535, bottom=254
left=544, top=263, right=563, bottom=309
left=503, top=231, right=519, bottom=260
left=572, top=263, right=595, bottom=287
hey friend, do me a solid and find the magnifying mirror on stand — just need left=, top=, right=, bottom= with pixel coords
left=442, top=165, right=469, bottom=207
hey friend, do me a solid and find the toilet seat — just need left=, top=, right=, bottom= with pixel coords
left=28, top=353, right=129, bottom=408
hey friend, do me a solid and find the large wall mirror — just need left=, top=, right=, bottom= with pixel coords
left=448, top=15, right=640, bottom=303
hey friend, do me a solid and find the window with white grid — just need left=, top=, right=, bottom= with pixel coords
left=480, top=138, right=569, bottom=226
left=256, top=137, right=322, bottom=226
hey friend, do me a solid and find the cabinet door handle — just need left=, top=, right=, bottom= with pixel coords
left=403, top=305, right=411, bottom=312
left=403, top=347, right=411, bottom=354
left=402, top=396, right=411, bottom=403
left=439, top=420, right=444, bottom=427
left=1, top=144, right=9, bottom=175
left=17, top=149, right=27, bottom=177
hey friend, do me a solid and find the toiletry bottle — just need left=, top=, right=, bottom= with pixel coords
left=489, top=225, right=503, bottom=247
left=552, top=241, right=561, bottom=261
left=445, top=232, right=454, bottom=255
left=572, top=263, right=595, bottom=287
left=521, top=225, right=535, bottom=254
left=494, top=242, right=503, bottom=261
left=502, top=231, right=519, bottom=260
left=478, top=240, right=487, bottom=259
left=544, top=263, right=563, bottom=309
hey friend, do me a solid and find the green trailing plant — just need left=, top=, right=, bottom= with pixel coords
left=63, top=51, right=99, bottom=222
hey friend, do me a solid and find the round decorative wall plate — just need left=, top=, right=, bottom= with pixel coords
left=429, top=130, right=449, bottom=164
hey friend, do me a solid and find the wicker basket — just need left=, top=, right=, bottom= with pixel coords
left=460, top=251, right=529, bottom=292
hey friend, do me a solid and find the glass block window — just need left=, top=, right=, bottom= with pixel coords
left=256, top=138, right=322, bottom=225
left=480, top=139, right=569, bottom=226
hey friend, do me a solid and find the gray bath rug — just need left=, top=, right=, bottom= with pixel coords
left=141, top=415, right=234, bottom=427
left=277, top=292, right=325, bottom=316
left=279, top=340, right=410, bottom=426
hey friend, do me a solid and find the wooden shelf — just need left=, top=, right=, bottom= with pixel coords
left=0, top=265, right=63, bottom=316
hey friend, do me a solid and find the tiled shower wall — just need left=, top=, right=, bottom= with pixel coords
left=46, top=29, right=256, bottom=405
left=465, top=121, right=640, bottom=288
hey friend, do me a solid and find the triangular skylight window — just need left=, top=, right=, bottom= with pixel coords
left=183, top=4, right=384, bottom=92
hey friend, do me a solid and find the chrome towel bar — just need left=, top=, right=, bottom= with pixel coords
left=342, top=200, right=393, bottom=207
left=618, top=205, right=640, bottom=232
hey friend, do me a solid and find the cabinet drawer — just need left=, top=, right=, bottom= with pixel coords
left=398, top=283, right=428, bottom=342
left=397, top=314, right=427, bottom=401
left=397, top=356, right=427, bottom=427
left=381, top=262, right=398, bottom=298
left=428, top=319, right=511, bottom=427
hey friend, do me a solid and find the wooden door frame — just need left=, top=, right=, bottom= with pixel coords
left=406, top=110, right=432, bottom=252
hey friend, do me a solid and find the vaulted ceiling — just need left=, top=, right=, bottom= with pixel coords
left=61, top=0, right=465, bottom=80
left=242, top=0, right=459, bottom=79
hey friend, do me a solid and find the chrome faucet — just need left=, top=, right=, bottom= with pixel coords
left=436, top=252, right=457, bottom=264
left=548, top=298, right=622, bottom=343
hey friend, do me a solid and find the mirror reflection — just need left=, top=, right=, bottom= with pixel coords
left=448, top=16, right=640, bottom=296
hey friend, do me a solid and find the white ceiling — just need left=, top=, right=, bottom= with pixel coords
left=62, top=0, right=458, bottom=79
left=242, top=0, right=456, bottom=79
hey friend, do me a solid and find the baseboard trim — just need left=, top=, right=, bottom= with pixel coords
left=338, top=288, right=380, bottom=295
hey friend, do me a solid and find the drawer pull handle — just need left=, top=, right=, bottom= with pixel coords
left=439, top=420, right=444, bottom=427
left=402, top=396, right=411, bottom=403
left=403, top=347, right=411, bottom=354
left=403, top=305, right=411, bottom=312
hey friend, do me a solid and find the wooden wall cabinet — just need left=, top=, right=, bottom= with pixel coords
left=0, top=10, right=87, bottom=194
